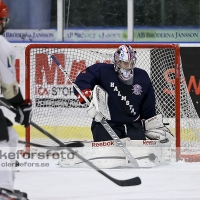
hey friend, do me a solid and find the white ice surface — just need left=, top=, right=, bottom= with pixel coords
left=14, top=158, right=200, bottom=200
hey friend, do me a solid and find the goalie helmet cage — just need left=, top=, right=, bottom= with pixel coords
left=25, top=43, right=200, bottom=162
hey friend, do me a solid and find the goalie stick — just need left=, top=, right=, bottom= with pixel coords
left=0, top=98, right=83, bottom=149
left=51, top=55, right=139, bottom=168
left=0, top=98, right=141, bottom=186
left=30, top=122, right=141, bottom=186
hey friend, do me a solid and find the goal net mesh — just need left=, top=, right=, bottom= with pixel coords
left=25, top=44, right=200, bottom=158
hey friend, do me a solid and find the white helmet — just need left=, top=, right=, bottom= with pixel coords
left=113, top=44, right=136, bottom=85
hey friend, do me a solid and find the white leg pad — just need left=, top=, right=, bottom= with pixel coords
left=126, top=139, right=172, bottom=167
left=58, top=138, right=172, bottom=168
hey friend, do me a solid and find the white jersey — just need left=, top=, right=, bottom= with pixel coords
left=0, top=35, right=19, bottom=99
left=0, top=37, right=20, bottom=192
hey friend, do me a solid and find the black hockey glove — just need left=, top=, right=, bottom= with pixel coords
left=15, top=99, right=32, bottom=127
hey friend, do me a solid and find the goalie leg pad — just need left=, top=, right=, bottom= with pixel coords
left=157, top=139, right=172, bottom=165
left=127, top=139, right=172, bottom=166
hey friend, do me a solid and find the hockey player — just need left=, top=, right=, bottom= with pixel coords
left=74, top=44, right=174, bottom=143
left=0, top=1, right=32, bottom=199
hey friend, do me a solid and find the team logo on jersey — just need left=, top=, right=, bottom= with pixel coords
left=132, top=84, right=142, bottom=95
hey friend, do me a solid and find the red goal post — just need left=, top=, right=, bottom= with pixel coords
left=25, top=43, right=200, bottom=161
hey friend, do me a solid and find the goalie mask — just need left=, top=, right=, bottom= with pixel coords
left=0, top=0, right=9, bottom=35
left=113, top=44, right=136, bottom=85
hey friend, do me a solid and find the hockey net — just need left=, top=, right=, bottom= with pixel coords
left=25, top=43, right=200, bottom=161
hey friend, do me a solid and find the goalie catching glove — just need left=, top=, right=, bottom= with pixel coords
left=144, top=114, right=174, bottom=143
left=15, top=99, right=32, bottom=127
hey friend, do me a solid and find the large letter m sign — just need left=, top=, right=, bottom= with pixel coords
left=35, top=54, right=86, bottom=85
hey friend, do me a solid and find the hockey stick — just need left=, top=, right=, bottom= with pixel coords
left=0, top=99, right=141, bottom=186
left=0, top=98, right=83, bottom=148
left=31, top=122, right=141, bottom=186
left=18, top=140, right=84, bottom=149
left=51, top=55, right=139, bottom=168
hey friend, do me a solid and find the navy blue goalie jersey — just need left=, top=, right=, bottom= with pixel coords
left=74, top=63, right=156, bottom=124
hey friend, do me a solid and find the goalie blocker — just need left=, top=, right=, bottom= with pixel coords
left=87, top=85, right=111, bottom=122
